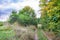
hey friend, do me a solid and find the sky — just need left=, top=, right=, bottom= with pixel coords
left=0, top=0, right=40, bottom=21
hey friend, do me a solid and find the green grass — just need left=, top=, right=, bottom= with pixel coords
left=37, top=29, right=48, bottom=40
left=0, top=26, right=15, bottom=40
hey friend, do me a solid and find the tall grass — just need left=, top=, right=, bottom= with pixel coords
left=37, top=29, right=48, bottom=40
left=0, top=26, right=15, bottom=40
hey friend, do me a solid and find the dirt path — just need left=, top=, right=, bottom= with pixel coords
left=11, top=25, right=38, bottom=40
left=42, top=30, right=55, bottom=40
left=34, top=29, right=38, bottom=40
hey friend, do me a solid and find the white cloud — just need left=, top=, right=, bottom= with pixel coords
left=0, top=0, right=40, bottom=10
left=0, top=0, right=40, bottom=21
left=0, top=15, right=10, bottom=21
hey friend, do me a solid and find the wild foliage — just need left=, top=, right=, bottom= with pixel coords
left=40, top=0, right=60, bottom=35
left=9, top=6, right=39, bottom=27
left=0, top=22, right=3, bottom=26
left=0, top=22, right=15, bottom=40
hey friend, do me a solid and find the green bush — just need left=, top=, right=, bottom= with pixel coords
left=0, top=22, right=3, bottom=26
left=40, top=0, right=60, bottom=35
left=9, top=6, right=39, bottom=27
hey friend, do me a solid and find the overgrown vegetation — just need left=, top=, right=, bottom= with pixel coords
left=1, top=0, right=60, bottom=39
left=37, top=29, right=48, bottom=40
left=9, top=6, right=39, bottom=27
left=0, top=22, right=15, bottom=40
left=40, top=0, right=60, bottom=37
left=0, top=22, right=3, bottom=26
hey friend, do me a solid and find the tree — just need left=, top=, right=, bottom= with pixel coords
left=40, top=0, right=60, bottom=35
left=9, top=6, right=39, bottom=27
left=18, top=6, right=37, bottom=26
left=9, top=10, right=18, bottom=24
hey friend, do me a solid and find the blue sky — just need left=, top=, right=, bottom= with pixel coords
left=0, top=0, right=40, bottom=21
left=0, top=0, right=23, bottom=4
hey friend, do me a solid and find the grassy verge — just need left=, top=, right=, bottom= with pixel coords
left=0, top=26, right=15, bottom=40
left=37, top=29, right=48, bottom=40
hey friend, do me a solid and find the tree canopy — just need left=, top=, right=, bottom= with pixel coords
left=9, top=6, right=39, bottom=27
left=40, top=0, right=60, bottom=35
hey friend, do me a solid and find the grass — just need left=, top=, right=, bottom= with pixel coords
left=37, top=29, right=48, bottom=40
left=0, top=26, right=15, bottom=40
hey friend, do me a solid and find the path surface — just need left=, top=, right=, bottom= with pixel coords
left=42, top=30, right=55, bottom=40
left=11, top=25, right=38, bottom=40
left=34, top=30, right=38, bottom=40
